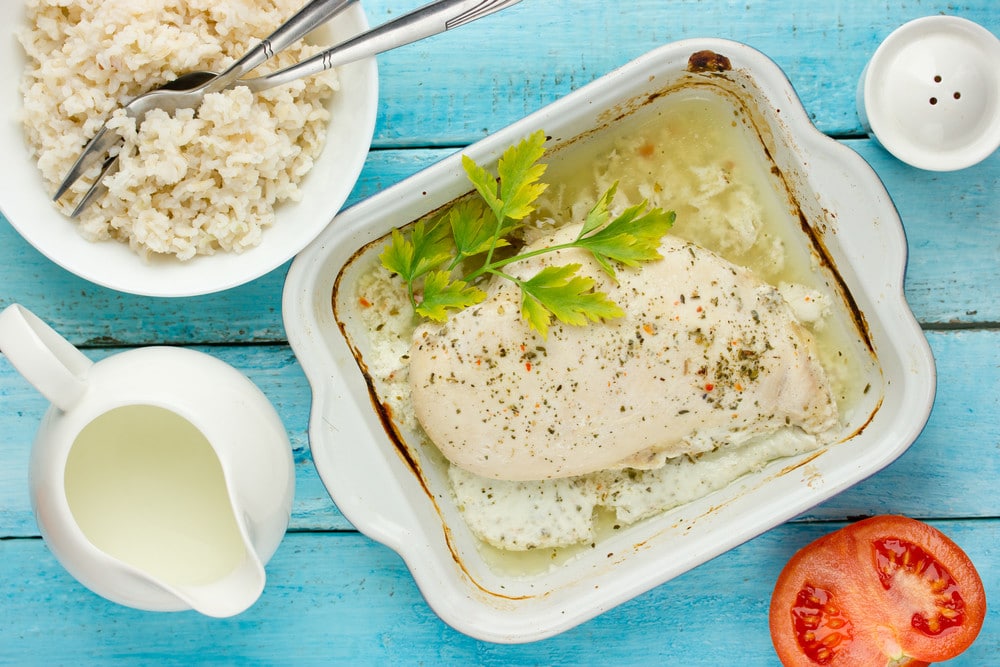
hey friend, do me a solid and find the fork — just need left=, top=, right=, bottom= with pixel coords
left=54, top=0, right=358, bottom=216
left=56, top=0, right=524, bottom=218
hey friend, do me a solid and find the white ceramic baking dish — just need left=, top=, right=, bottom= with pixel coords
left=283, top=38, right=935, bottom=643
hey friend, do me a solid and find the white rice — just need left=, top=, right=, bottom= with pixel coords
left=18, top=0, right=338, bottom=260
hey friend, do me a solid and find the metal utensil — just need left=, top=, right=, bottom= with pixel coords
left=238, top=0, right=523, bottom=92
left=54, top=0, right=357, bottom=216
left=55, top=0, right=523, bottom=217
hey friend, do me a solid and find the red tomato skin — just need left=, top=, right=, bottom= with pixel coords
left=769, top=516, right=986, bottom=666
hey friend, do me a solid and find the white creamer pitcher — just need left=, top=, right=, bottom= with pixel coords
left=0, top=304, right=295, bottom=617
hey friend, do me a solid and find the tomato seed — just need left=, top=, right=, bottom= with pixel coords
left=792, top=585, right=854, bottom=664
left=873, top=537, right=966, bottom=636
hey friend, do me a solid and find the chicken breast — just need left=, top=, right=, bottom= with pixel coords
left=408, top=224, right=838, bottom=481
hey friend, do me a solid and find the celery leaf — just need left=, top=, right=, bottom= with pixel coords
left=518, top=264, right=624, bottom=337
left=576, top=203, right=676, bottom=277
left=416, top=271, right=486, bottom=322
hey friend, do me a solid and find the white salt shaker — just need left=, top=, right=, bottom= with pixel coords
left=857, top=15, right=1000, bottom=171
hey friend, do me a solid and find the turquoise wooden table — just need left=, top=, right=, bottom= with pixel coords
left=2, top=1, right=998, bottom=663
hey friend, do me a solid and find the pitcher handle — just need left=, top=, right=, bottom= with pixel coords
left=0, top=304, right=92, bottom=412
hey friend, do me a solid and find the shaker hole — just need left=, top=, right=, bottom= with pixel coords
left=929, top=97, right=938, bottom=105
left=954, top=91, right=961, bottom=100
left=934, top=75, right=943, bottom=83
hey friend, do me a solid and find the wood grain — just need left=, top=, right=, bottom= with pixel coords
left=1, top=145, right=997, bottom=344
left=2, top=328, right=998, bottom=534
left=1, top=0, right=997, bottom=662
left=0, top=521, right=995, bottom=664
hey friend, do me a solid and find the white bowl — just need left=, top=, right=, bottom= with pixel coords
left=283, top=38, right=936, bottom=643
left=857, top=16, right=1000, bottom=171
left=0, top=2, right=377, bottom=297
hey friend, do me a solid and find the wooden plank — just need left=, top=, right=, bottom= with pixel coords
left=0, top=344, right=354, bottom=536
left=0, top=519, right=995, bottom=664
left=802, top=329, right=1000, bottom=520
left=3, top=328, right=998, bottom=536
left=1, top=2, right=997, bottom=345
left=1, top=142, right=998, bottom=346
left=362, top=0, right=999, bottom=143
left=0, top=148, right=450, bottom=348
left=848, top=144, right=1000, bottom=326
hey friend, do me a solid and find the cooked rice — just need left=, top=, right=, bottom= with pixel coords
left=18, top=0, right=338, bottom=260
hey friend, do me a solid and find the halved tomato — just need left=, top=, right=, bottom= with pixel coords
left=769, top=515, right=986, bottom=666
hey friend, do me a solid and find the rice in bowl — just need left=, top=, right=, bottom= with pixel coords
left=18, top=0, right=337, bottom=260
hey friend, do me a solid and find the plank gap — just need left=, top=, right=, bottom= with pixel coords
left=922, top=321, right=1000, bottom=332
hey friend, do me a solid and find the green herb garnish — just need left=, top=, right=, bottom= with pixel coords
left=379, top=130, right=675, bottom=337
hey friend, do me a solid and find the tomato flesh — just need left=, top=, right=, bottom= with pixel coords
left=791, top=584, right=854, bottom=664
left=872, top=537, right=965, bottom=637
left=769, top=515, right=986, bottom=666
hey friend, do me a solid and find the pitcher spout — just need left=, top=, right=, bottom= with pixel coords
left=168, top=546, right=267, bottom=618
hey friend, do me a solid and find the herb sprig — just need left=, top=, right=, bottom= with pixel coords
left=379, top=130, right=675, bottom=337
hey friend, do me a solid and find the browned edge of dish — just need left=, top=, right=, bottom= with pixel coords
left=329, top=48, right=883, bottom=602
